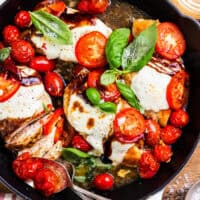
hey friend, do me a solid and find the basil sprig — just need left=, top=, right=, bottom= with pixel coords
left=30, top=10, right=72, bottom=44
left=0, top=47, right=11, bottom=62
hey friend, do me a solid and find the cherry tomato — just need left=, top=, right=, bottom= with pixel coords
left=156, top=22, right=186, bottom=60
left=153, top=144, right=172, bottom=163
left=93, top=173, right=114, bottom=190
left=72, top=135, right=92, bottom=152
left=47, top=1, right=66, bottom=16
left=139, top=151, right=160, bottom=179
left=167, top=70, right=189, bottom=110
left=87, top=70, right=103, bottom=88
left=30, top=56, right=55, bottom=72
left=75, top=31, right=107, bottom=68
left=14, top=10, right=31, bottom=28
left=114, top=108, right=145, bottom=143
left=145, top=119, right=160, bottom=146
left=0, top=72, right=20, bottom=102
left=170, top=109, right=189, bottom=127
left=160, top=125, right=182, bottom=145
left=11, top=40, right=35, bottom=63
left=44, top=72, right=64, bottom=97
left=3, top=25, right=20, bottom=44
left=78, top=0, right=109, bottom=14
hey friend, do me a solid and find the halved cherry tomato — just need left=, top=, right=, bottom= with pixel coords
left=72, top=135, right=92, bottom=152
left=167, top=70, right=189, bottom=110
left=75, top=31, right=107, bottom=68
left=0, top=73, right=20, bottom=102
left=156, top=22, right=186, bottom=60
left=114, top=108, right=145, bottom=143
left=87, top=70, right=103, bottom=88
left=153, top=144, right=172, bottom=163
left=93, top=173, right=114, bottom=190
left=170, top=109, right=189, bottom=127
left=101, top=83, right=120, bottom=102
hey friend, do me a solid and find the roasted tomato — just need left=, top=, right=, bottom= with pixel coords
left=3, top=25, right=20, bottom=44
left=114, top=108, right=145, bottom=143
left=0, top=72, right=20, bottom=102
left=145, top=119, right=160, bottom=146
left=72, top=135, right=92, bottom=152
left=87, top=70, right=103, bottom=88
left=170, top=109, right=189, bottom=127
left=93, top=173, right=114, bottom=190
left=160, top=125, right=182, bottom=145
left=156, top=22, right=186, bottom=60
left=167, top=70, right=189, bottom=110
left=75, top=31, right=107, bottom=68
left=153, top=144, right=172, bottom=163
left=14, top=10, right=31, bottom=28
left=44, top=71, right=65, bottom=97
left=139, top=151, right=160, bottom=179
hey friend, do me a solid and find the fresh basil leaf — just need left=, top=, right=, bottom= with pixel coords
left=122, top=23, right=157, bottom=72
left=98, top=102, right=117, bottom=113
left=106, top=28, right=130, bottom=68
left=30, top=10, right=72, bottom=44
left=86, top=88, right=101, bottom=105
left=0, top=47, right=11, bottom=62
left=116, top=80, right=143, bottom=112
left=100, top=70, right=118, bottom=85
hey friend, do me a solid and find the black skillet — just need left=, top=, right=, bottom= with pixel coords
left=0, top=0, right=200, bottom=199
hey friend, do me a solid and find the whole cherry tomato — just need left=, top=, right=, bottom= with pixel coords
left=170, top=109, right=189, bottom=127
left=93, top=173, right=114, bottom=190
left=139, top=151, right=160, bottom=179
left=30, top=56, right=55, bottom=73
left=3, top=25, right=20, bottom=44
left=14, top=10, right=31, bottom=28
left=153, top=144, right=172, bottom=163
left=72, top=135, right=92, bottom=152
left=44, top=72, right=64, bottom=97
left=145, top=119, right=160, bottom=146
left=11, top=40, right=35, bottom=63
left=160, top=125, right=182, bottom=145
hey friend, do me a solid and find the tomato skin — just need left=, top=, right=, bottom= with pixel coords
left=153, top=144, right=172, bottom=162
left=114, top=108, right=145, bottom=143
left=167, top=70, right=189, bottom=110
left=170, top=109, right=189, bottom=127
left=75, top=31, right=107, bottom=68
left=156, top=22, right=186, bottom=60
left=93, top=173, right=114, bottom=190
left=11, top=40, right=35, bottom=63
left=30, top=56, right=55, bottom=72
left=72, top=135, right=92, bottom=152
left=15, top=10, right=31, bottom=28
left=160, top=125, right=182, bottom=145
left=145, top=119, right=160, bottom=146
left=44, top=72, right=64, bottom=97
left=87, top=70, right=102, bottom=88
left=47, top=1, right=66, bottom=16
left=139, top=151, right=160, bottom=179
left=101, top=83, right=120, bottom=102
left=3, top=25, right=20, bottom=44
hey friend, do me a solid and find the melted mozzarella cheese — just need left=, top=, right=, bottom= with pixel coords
left=131, top=66, right=171, bottom=112
left=31, top=18, right=112, bottom=62
left=66, top=93, right=114, bottom=156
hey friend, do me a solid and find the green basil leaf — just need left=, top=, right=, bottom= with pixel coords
left=86, top=88, right=101, bottom=105
left=122, top=23, right=157, bottom=72
left=0, top=47, right=11, bottom=62
left=98, top=102, right=117, bottom=113
left=30, top=10, right=72, bottom=44
left=116, top=80, right=143, bottom=112
left=106, top=28, right=130, bottom=68
left=100, top=70, right=118, bottom=85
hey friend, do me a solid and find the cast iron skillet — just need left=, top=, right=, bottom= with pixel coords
left=0, top=0, right=200, bottom=199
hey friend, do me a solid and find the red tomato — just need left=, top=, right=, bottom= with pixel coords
left=30, top=56, right=55, bottom=72
left=139, top=151, right=160, bottom=179
left=14, top=10, right=31, bottom=28
left=156, top=22, right=186, bottom=60
left=167, top=70, right=189, bottom=110
left=75, top=31, right=107, bottom=68
left=47, top=1, right=66, bottom=16
left=72, top=135, right=92, bottom=152
left=93, top=173, right=114, bottom=190
left=0, top=73, right=20, bottom=102
left=114, top=108, right=145, bottom=143
left=44, top=72, right=64, bottom=96
left=11, top=40, right=35, bottom=63
left=170, top=109, right=189, bottom=127
left=145, top=119, right=160, bottom=146
left=87, top=70, right=103, bottom=88
left=160, top=125, right=182, bottom=145
left=3, top=25, right=20, bottom=44
left=153, top=144, right=172, bottom=163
